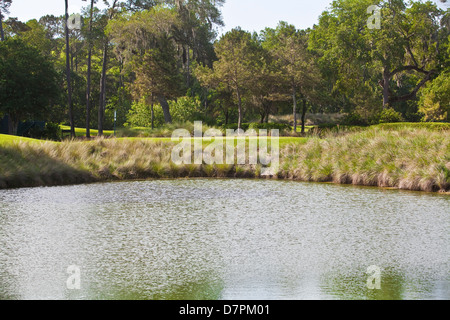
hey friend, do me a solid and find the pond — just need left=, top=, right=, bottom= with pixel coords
left=0, top=179, right=448, bottom=300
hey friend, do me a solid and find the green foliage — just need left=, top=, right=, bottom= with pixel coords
left=341, top=113, right=369, bottom=126
left=28, top=122, right=62, bottom=141
left=221, top=123, right=251, bottom=131
left=248, top=122, right=292, bottom=132
left=309, top=0, right=446, bottom=114
left=169, top=96, right=204, bottom=123
left=125, top=100, right=165, bottom=128
left=419, top=72, right=450, bottom=122
left=220, top=122, right=291, bottom=134
left=0, top=38, right=59, bottom=133
left=1, top=0, right=449, bottom=138
left=374, top=108, right=404, bottom=124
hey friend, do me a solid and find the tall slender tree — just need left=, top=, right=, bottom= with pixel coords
left=262, top=23, right=317, bottom=133
left=65, top=0, right=75, bottom=138
left=196, top=28, right=261, bottom=130
left=85, top=0, right=96, bottom=138
left=107, top=6, right=182, bottom=124
left=98, top=0, right=120, bottom=136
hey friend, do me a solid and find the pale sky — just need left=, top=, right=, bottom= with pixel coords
left=6, top=0, right=449, bottom=35
left=7, top=0, right=334, bottom=33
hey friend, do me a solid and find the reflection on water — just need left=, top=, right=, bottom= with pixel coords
left=0, top=179, right=448, bottom=300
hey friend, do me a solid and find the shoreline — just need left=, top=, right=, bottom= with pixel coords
left=1, top=127, right=449, bottom=194
left=2, top=175, right=450, bottom=197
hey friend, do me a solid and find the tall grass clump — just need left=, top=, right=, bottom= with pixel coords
left=279, top=127, right=450, bottom=192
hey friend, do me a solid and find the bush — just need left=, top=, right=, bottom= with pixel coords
left=371, top=108, right=404, bottom=124
left=221, top=122, right=291, bottom=134
left=341, top=113, right=369, bottom=126
left=248, top=123, right=292, bottom=131
left=318, top=123, right=339, bottom=129
left=169, top=96, right=206, bottom=123
left=125, top=100, right=165, bottom=128
left=221, top=123, right=251, bottom=131
left=28, top=122, right=61, bottom=141
left=419, top=72, right=450, bottom=122
left=42, top=122, right=62, bottom=140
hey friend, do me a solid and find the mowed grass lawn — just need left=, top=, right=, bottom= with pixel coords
left=60, top=125, right=115, bottom=137
left=0, top=134, right=44, bottom=145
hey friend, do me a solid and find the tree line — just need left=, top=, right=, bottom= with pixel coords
left=0, top=0, right=448, bottom=137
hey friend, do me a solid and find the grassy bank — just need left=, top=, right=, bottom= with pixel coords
left=279, top=126, right=450, bottom=192
left=0, top=126, right=449, bottom=192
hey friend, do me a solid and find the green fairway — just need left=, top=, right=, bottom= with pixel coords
left=0, top=134, right=44, bottom=145
left=60, top=125, right=115, bottom=137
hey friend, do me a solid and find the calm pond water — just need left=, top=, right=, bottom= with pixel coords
left=0, top=179, right=448, bottom=300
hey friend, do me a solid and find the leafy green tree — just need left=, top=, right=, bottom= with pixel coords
left=0, top=39, right=59, bottom=134
left=419, top=72, right=450, bottom=121
left=84, top=0, right=97, bottom=138
left=98, top=0, right=122, bottom=136
left=262, top=22, right=319, bottom=132
left=64, top=0, right=75, bottom=137
left=129, top=45, right=183, bottom=128
left=168, top=0, right=225, bottom=87
left=196, top=28, right=262, bottom=129
left=125, top=99, right=165, bottom=128
left=0, top=0, right=12, bottom=41
left=108, top=6, right=182, bottom=124
left=310, top=0, right=446, bottom=115
left=19, top=19, right=53, bottom=56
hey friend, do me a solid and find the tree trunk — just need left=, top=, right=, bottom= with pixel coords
left=65, top=0, right=75, bottom=138
left=151, top=94, right=154, bottom=130
left=8, top=116, right=18, bottom=136
left=382, top=67, right=390, bottom=109
left=98, top=41, right=108, bottom=136
left=260, top=111, right=265, bottom=124
left=292, top=85, right=297, bottom=133
left=98, top=0, right=119, bottom=137
left=186, top=45, right=190, bottom=88
left=0, top=13, right=4, bottom=41
left=301, top=98, right=307, bottom=134
left=157, top=96, right=172, bottom=123
left=236, top=87, right=243, bottom=130
left=85, top=0, right=94, bottom=139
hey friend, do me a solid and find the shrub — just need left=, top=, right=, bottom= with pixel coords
left=372, top=108, right=404, bottom=124
left=169, top=96, right=205, bottom=123
left=341, top=113, right=369, bottom=126
left=248, top=123, right=292, bottom=131
left=419, top=72, right=450, bottom=122
left=42, top=123, right=62, bottom=140
left=28, top=122, right=62, bottom=141
left=221, top=122, right=292, bottom=133
left=221, top=123, right=251, bottom=131
left=125, top=100, right=165, bottom=128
